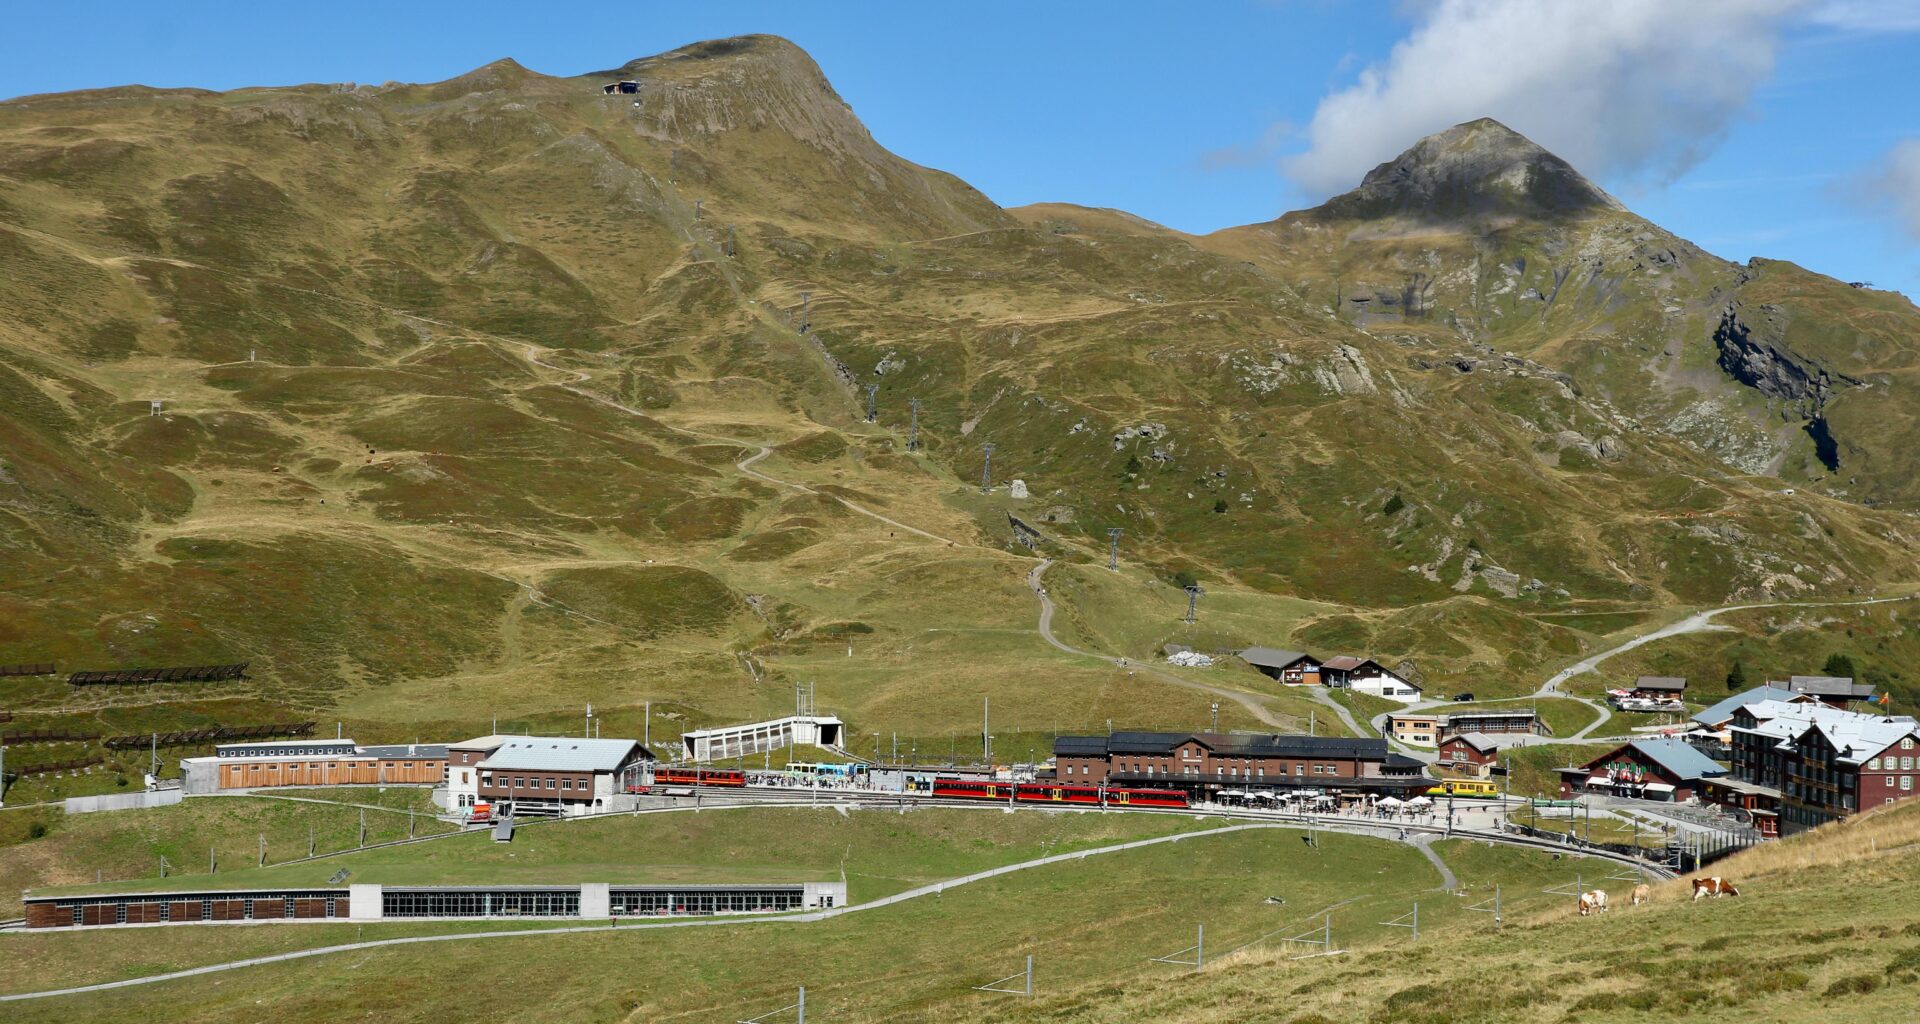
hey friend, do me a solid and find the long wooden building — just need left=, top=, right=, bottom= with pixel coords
left=1052, top=730, right=1430, bottom=796
left=180, top=739, right=448, bottom=794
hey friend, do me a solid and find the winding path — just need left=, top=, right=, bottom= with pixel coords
left=1028, top=561, right=1296, bottom=730
left=1372, top=593, right=1917, bottom=752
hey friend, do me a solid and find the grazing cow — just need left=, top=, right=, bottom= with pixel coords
left=1692, top=877, right=1740, bottom=901
left=1577, top=890, right=1609, bottom=916
left=1631, top=883, right=1651, bottom=907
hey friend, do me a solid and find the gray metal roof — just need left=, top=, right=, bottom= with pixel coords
left=1239, top=647, right=1316, bottom=669
left=359, top=744, right=450, bottom=759
left=1054, top=736, right=1111, bottom=757
left=1446, top=732, right=1506, bottom=752
left=1626, top=738, right=1726, bottom=781
left=477, top=737, right=644, bottom=772
left=1632, top=676, right=1687, bottom=691
left=1083, top=730, right=1391, bottom=760
left=1693, top=685, right=1800, bottom=727
left=1788, top=675, right=1876, bottom=698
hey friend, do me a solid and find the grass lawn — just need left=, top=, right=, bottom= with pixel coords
left=0, top=815, right=1587, bottom=1019
left=1499, top=743, right=1615, bottom=799
left=1440, top=696, right=1604, bottom=738
left=25, top=805, right=1211, bottom=903
left=0, top=796, right=457, bottom=917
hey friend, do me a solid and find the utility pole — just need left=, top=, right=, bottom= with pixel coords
left=907, top=398, right=922, bottom=452
left=980, top=443, right=996, bottom=493
left=644, top=701, right=651, bottom=750
left=1184, top=584, right=1204, bottom=624
left=1107, top=528, right=1123, bottom=570
left=983, top=697, right=990, bottom=763
left=864, top=384, right=878, bottom=423
left=1210, top=702, right=1219, bottom=732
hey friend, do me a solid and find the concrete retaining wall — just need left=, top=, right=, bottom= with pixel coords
left=63, top=789, right=183, bottom=815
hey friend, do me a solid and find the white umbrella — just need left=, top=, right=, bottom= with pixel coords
left=1406, top=796, right=1433, bottom=808
left=1375, top=797, right=1405, bottom=808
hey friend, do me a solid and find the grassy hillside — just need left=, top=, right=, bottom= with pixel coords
left=918, top=797, right=1920, bottom=1024
left=3, top=36, right=1919, bottom=786
left=0, top=810, right=1585, bottom=1018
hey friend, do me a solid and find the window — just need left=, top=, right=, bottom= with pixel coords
left=243, top=899, right=255, bottom=920
left=115, top=903, right=128, bottom=924
left=562, top=777, right=573, bottom=789
left=1906, top=739, right=1915, bottom=750
left=159, top=902, right=171, bottom=922
left=284, top=898, right=296, bottom=918
left=1871, top=758, right=1882, bottom=770
left=1904, top=777, right=1913, bottom=792
left=72, top=906, right=83, bottom=925
left=1890, top=776, right=1897, bottom=788
left=201, top=900, right=213, bottom=921
left=1906, top=758, right=1915, bottom=771
left=546, top=778, right=556, bottom=790
left=326, top=897, right=338, bottom=918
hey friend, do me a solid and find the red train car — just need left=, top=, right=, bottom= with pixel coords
left=640, top=767, right=747, bottom=790
left=929, top=777, right=1188, bottom=809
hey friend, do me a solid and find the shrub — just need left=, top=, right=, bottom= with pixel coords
left=1824, top=974, right=1882, bottom=997
left=28, top=821, right=50, bottom=840
left=1381, top=493, right=1405, bottom=516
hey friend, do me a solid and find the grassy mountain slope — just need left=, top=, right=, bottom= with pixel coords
left=2, top=39, right=1918, bottom=777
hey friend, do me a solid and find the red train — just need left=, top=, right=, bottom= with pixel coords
left=930, top=777, right=1189, bottom=808
left=628, top=767, right=747, bottom=793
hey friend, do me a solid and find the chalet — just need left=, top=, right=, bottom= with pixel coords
left=602, top=80, right=640, bottom=94
left=1630, top=676, right=1686, bottom=699
left=1053, top=730, right=1430, bottom=796
left=1320, top=657, right=1421, bottom=703
left=1783, top=675, right=1877, bottom=706
left=1559, top=739, right=1726, bottom=803
left=1436, top=732, right=1507, bottom=775
left=1443, top=708, right=1547, bottom=738
left=1239, top=648, right=1321, bottom=685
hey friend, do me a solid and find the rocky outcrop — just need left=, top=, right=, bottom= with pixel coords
left=1712, top=304, right=1860, bottom=414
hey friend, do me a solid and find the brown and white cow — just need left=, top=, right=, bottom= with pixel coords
left=1578, top=889, right=1609, bottom=916
left=1691, top=877, right=1740, bottom=900
left=1631, top=883, right=1651, bottom=906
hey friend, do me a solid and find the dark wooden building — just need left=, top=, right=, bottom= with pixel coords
left=1053, top=730, right=1429, bottom=796
left=1238, top=648, right=1322, bottom=685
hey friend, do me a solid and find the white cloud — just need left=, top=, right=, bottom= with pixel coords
left=1809, top=0, right=1920, bottom=33
left=1281, top=0, right=1808, bottom=198
left=1863, top=138, right=1920, bottom=239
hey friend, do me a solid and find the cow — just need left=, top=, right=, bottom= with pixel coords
left=1692, top=877, right=1740, bottom=901
left=1578, top=890, right=1609, bottom=916
left=1631, top=883, right=1651, bottom=907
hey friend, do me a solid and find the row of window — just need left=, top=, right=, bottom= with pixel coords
left=69, top=896, right=338, bottom=924
left=612, top=890, right=807, bottom=915
left=480, top=775, right=587, bottom=791
left=383, top=891, right=580, bottom=918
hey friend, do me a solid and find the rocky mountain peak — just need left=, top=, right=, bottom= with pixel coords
left=1305, top=117, right=1625, bottom=225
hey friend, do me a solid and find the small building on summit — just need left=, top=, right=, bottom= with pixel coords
left=1320, top=656, right=1421, bottom=703
left=1782, top=675, right=1877, bottom=706
left=1239, top=648, right=1321, bottom=685
left=602, top=80, right=640, bottom=94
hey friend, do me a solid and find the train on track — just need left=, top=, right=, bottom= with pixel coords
left=928, top=777, right=1190, bottom=808
left=626, top=767, right=748, bottom=793
left=1426, top=778, right=1500, bottom=799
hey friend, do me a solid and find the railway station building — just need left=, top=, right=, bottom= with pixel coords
left=1053, top=730, right=1430, bottom=797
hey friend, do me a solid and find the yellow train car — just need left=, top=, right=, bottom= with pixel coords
left=1426, top=779, right=1500, bottom=799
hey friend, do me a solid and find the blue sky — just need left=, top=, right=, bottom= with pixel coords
left=5, top=1, right=1917, bottom=295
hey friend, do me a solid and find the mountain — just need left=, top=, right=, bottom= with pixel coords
left=1, top=41, right=1917, bottom=768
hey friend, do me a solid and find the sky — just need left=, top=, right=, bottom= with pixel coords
left=4, top=0, right=1918, bottom=295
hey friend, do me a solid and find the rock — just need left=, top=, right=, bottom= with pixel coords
left=1009, top=479, right=1029, bottom=499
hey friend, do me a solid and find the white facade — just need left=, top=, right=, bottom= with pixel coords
left=1349, top=672, right=1422, bottom=704
left=681, top=715, right=845, bottom=761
